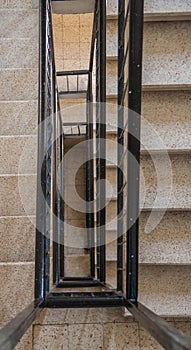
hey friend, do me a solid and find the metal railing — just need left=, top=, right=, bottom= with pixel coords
left=1, top=0, right=191, bottom=349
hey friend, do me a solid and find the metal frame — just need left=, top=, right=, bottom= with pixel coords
left=96, top=0, right=107, bottom=283
left=1, top=1, right=191, bottom=350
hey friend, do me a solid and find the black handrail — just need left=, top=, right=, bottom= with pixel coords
left=1, top=1, right=191, bottom=350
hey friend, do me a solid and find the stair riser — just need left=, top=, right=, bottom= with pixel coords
left=107, top=0, right=191, bottom=19
left=107, top=20, right=191, bottom=57
left=105, top=211, right=191, bottom=264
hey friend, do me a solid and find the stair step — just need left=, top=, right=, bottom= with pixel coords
left=106, top=263, right=191, bottom=316
left=107, top=20, right=191, bottom=58
left=107, top=0, right=191, bottom=21
left=106, top=54, right=191, bottom=96
left=64, top=255, right=90, bottom=277
left=101, top=153, right=191, bottom=210
left=52, top=0, right=95, bottom=14
left=105, top=210, right=191, bottom=264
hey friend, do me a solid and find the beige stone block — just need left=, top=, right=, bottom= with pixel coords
left=106, top=263, right=191, bottom=315
left=106, top=19, right=117, bottom=57
left=55, top=59, right=64, bottom=71
left=69, top=323, right=103, bottom=350
left=0, top=101, right=37, bottom=136
left=139, top=265, right=191, bottom=316
left=33, top=325, right=68, bottom=350
left=63, top=26, right=80, bottom=43
left=36, top=307, right=102, bottom=325
left=52, top=14, right=63, bottom=27
left=103, top=322, right=139, bottom=349
left=79, top=13, right=93, bottom=27
left=0, top=175, right=36, bottom=216
left=0, top=262, right=34, bottom=326
left=107, top=0, right=191, bottom=18
left=79, top=25, right=92, bottom=43
left=0, top=136, right=37, bottom=174
left=0, top=0, right=32, bottom=8
left=63, top=14, right=80, bottom=28
left=139, top=327, right=163, bottom=350
left=142, top=91, right=191, bottom=150
left=143, top=54, right=191, bottom=89
left=139, top=211, right=191, bottom=264
left=80, top=42, right=91, bottom=61
left=106, top=54, right=191, bottom=97
left=144, top=0, right=191, bottom=17
left=63, top=60, right=81, bottom=71
left=144, top=21, right=191, bottom=55
left=63, top=43, right=80, bottom=60
left=107, top=21, right=191, bottom=58
left=0, top=39, right=38, bottom=69
left=55, top=45, right=64, bottom=60
left=64, top=223, right=87, bottom=250
left=80, top=59, right=89, bottom=70
left=107, top=0, right=117, bottom=17
left=64, top=254, right=90, bottom=277
left=0, top=216, right=35, bottom=262
left=0, top=69, right=38, bottom=101
left=54, top=29, right=63, bottom=45
left=0, top=10, right=38, bottom=38
left=15, top=327, right=32, bottom=350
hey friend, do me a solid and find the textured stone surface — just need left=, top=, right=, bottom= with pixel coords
left=34, top=325, right=68, bottom=350
left=0, top=10, right=38, bottom=38
left=0, top=263, right=34, bottom=326
left=0, top=136, right=37, bottom=174
left=106, top=263, right=191, bottom=315
left=106, top=211, right=191, bottom=264
left=0, top=69, right=38, bottom=100
left=0, top=0, right=32, bottom=8
left=69, top=324, right=103, bottom=349
left=107, top=0, right=191, bottom=18
left=64, top=255, right=90, bottom=276
left=107, top=20, right=191, bottom=58
left=0, top=39, right=38, bottom=68
left=0, top=175, right=36, bottom=216
left=106, top=55, right=191, bottom=96
left=142, top=91, right=191, bottom=150
left=15, top=328, right=33, bottom=350
left=0, top=216, right=35, bottom=262
left=0, top=101, right=37, bottom=136
left=103, top=323, right=139, bottom=349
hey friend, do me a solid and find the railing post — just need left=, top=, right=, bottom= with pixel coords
left=117, top=0, right=125, bottom=292
left=35, top=0, right=48, bottom=301
left=126, top=0, right=144, bottom=302
left=96, top=0, right=106, bottom=283
left=87, top=72, right=95, bottom=278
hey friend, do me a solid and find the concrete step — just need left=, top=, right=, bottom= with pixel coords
left=64, top=255, right=90, bottom=277
left=0, top=216, right=35, bottom=262
left=52, top=0, right=95, bottom=14
left=96, top=91, right=191, bottom=151
left=0, top=9, right=38, bottom=39
left=106, top=54, right=191, bottom=96
left=0, top=175, right=36, bottom=216
left=107, top=0, right=191, bottom=21
left=33, top=319, right=191, bottom=349
left=0, top=262, right=34, bottom=327
left=102, top=152, right=191, bottom=210
left=106, top=263, right=191, bottom=316
left=59, top=257, right=191, bottom=316
left=0, top=101, right=37, bottom=136
left=0, top=136, right=37, bottom=175
left=106, top=211, right=191, bottom=264
left=107, top=20, right=191, bottom=58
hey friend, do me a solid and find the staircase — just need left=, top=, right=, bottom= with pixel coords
left=0, top=0, right=191, bottom=349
